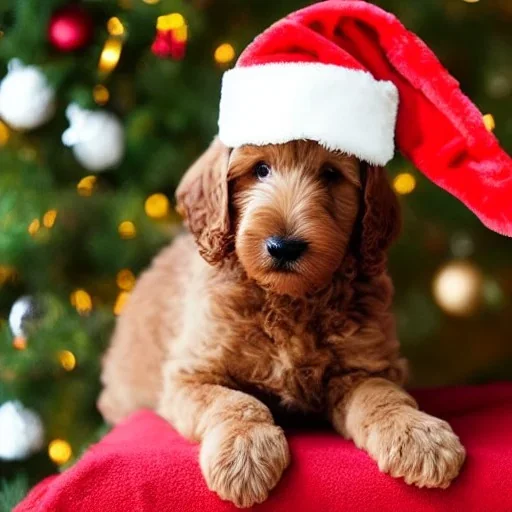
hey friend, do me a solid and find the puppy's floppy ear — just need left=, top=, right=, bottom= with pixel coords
left=357, top=164, right=401, bottom=276
left=176, top=137, right=232, bottom=265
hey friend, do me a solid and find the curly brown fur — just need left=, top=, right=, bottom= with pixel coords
left=99, top=139, right=465, bottom=508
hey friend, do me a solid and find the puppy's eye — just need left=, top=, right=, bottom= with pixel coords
left=253, top=162, right=271, bottom=180
left=321, top=165, right=341, bottom=184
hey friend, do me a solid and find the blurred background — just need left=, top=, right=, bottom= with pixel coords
left=0, top=0, right=510, bottom=508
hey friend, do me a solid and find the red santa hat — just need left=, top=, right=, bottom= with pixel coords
left=218, top=0, right=512, bottom=237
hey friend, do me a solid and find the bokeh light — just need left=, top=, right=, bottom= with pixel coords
left=48, top=439, right=72, bottom=465
left=145, top=193, right=170, bottom=219
left=107, top=17, right=124, bottom=36
left=99, top=38, right=123, bottom=73
left=58, top=350, right=76, bottom=371
left=93, top=84, right=110, bottom=105
left=114, top=291, right=130, bottom=315
left=77, top=176, right=97, bottom=197
left=70, top=289, right=93, bottom=316
left=432, top=261, right=483, bottom=316
left=118, top=221, right=137, bottom=239
left=116, top=269, right=136, bottom=291
left=214, top=43, right=236, bottom=65
left=43, top=210, right=58, bottom=229
left=393, top=173, right=416, bottom=195
left=483, top=113, right=495, bottom=132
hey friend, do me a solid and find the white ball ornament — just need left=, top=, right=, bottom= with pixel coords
left=0, top=59, right=56, bottom=130
left=9, top=295, right=43, bottom=338
left=0, top=401, right=44, bottom=461
left=62, top=103, right=125, bottom=172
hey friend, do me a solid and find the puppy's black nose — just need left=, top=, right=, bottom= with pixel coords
left=266, top=236, right=308, bottom=264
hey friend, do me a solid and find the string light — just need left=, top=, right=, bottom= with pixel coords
left=48, top=439, right=72, bottom=465
left=58, top=350, right=76, bottom=371
left=77, top=175, right=97, bottom=196
left=114, top=291, right=130, bottom=315
left=0, top=120, right=9, bottom=146
left=12, top=336, right=27, bottom=351
left=107, top=17, right=125, bottom=36
left=70, top=289, right=93, bottom=316
left=157, top=13, right=185, bottom=31
left=118, top=221, right=137, bottom=239
left=28, top=219, right=40, bottom=236
left=462, top=0, right=480, bottom=3
left=483, top=113, right=495, bottom=132
left=43, top=209, right=58, bottom=228
left=116, top=269, right=136, bottom=291
left=98, top=38, right=123, bottom=73
left=432, top=261, right=483, bottom=316
left=93, top=84, right=110, bottom=105
left=393, top=172, right=416, bottom=195
left=214, top=43, right=236, bottom=65
left=145, top=193, right=170, bottom=219
left=143, top=0, right=160, bottom=4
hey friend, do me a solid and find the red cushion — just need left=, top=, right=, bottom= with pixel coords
left=16, top=383, right=512, bottom=512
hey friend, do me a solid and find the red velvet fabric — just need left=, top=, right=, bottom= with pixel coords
left=237, top=0, right=512, bottom=236
left=16, top=383, right=512, bottom=512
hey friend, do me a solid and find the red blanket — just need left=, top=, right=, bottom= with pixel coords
left=17, top=383, right=512, bottom=512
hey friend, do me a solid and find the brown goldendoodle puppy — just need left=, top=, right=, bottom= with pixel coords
left=98, top=138, right=465, bottom=508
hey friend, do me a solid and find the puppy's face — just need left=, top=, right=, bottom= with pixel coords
left=228, top=141, right=361, bottom=296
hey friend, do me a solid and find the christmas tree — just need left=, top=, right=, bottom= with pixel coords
left=0, top=0, right=511, bottom=507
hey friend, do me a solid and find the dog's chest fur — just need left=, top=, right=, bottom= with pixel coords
left=211, top=276, right=353, bottom=414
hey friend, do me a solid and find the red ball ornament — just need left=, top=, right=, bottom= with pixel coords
left=48, top=6, right=93, bottom=52
left=151, top=30, right=186, bottom=60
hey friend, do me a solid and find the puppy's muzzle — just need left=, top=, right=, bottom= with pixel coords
left=265, top=236, right=309, bottom=269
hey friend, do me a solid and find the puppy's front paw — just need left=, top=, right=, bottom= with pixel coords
left=366, top=408, right=465, bottom=488
left=200, top=421, right=290, bottom=508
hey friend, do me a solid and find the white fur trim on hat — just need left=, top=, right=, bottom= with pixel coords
left=218, top=63, right=399, bottom=166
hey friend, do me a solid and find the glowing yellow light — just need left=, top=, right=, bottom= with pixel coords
left=116, top=269, right=136, bottom=291
left=43, top=209, right=58, bottom=228
left=98, top=38, right=123, bottom=73
left=114, top=291, right=130, bottom=315
left=214, top=43, right=236, bottom=65
left=28, top=219, right=40, bottom=236
left=70, top=289, right=93, bottom=316
left=0, top=120, right=9, bottom=146
left=393, top=173, right=416, bottom=195
left=173, top=24, right=188, bottom=43
left=77, top=175, right=97, bottom=197
left=143, top=0, right=160, bottom=4
left=107, top=17, right=125, bottom=36
left=93, top=84, right=110, bottom=106
left=462, top=0, right=479, bottom=3
left=157, top=13, right=185, bottom=31
left=145, top=193, right=170, bottom=219
left=432, top=261, right=483, bottom=316
left=48, top=439, right=72, bottom=465
left=0, top=265, right=16, bottom=285
left=118, top=221, right=137, bottom=239
left=12, top=336, right=27, bottom=351
left=58, top=350, right=76, bottom=371
left=483, top=113, right=495, bottom=132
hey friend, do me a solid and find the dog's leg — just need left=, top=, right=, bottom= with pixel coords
left=157, top=359, right=290, bottom=508
left=327, top=377, right=465, bottom=488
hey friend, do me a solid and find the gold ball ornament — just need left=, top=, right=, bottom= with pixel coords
left=432, top=261, right=483, bottom=316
